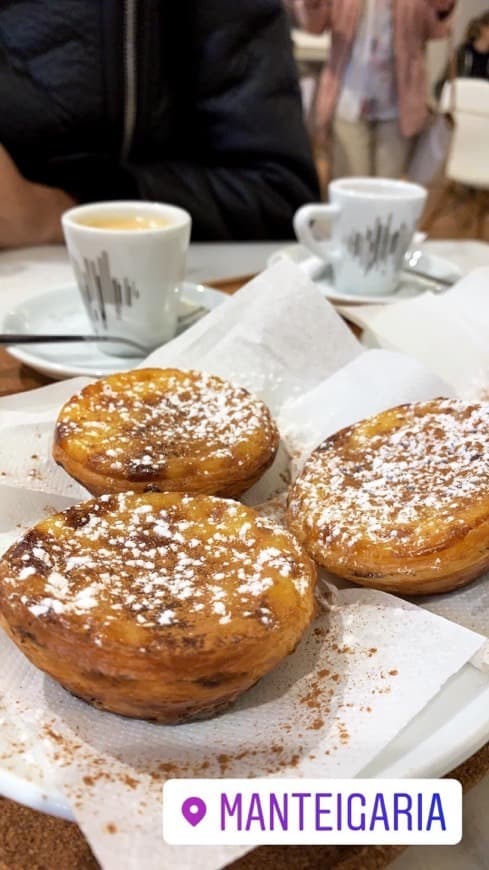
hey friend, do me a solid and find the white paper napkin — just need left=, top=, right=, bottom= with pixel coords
left=0, top=586, right=484, bottom=870
left=338, top=267, right=489, bottom=398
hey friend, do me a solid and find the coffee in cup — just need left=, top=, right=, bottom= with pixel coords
left=76, top=215, right=173, bottom=231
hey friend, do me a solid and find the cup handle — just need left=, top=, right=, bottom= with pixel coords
left=293, top=203, right=342, bottom=264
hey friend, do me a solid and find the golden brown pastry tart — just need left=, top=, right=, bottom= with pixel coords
left=287, top=398, right=489, bottom=595
left=0, top=492, right=316, bottom=723
left=52, top=368, right=279, bottom=497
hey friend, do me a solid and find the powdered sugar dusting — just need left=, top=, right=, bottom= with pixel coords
left=56, top=369, right=277, bottom=479
left=1, top=493, right=314, bottom=638
left=289, top=399, right=489, bottom=557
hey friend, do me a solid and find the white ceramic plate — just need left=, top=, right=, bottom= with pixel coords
left=0, top=661, right=487, bottom=821
left=268, top=244, right=463, bottom=305
left=0, top=256, right=486, bottom=822
left=1, top=282, right=227, bottom=380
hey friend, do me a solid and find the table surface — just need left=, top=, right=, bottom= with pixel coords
left=0, top=240, right=487, bottom=870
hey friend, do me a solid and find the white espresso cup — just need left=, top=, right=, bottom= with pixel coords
left=294, top=178, right=427, bottom=297
left=62, top=201, right=191, bottom=356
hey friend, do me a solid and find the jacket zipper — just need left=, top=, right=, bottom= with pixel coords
left=121, top=0, right=137, bottom=161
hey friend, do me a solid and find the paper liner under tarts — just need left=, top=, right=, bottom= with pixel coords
left=0, top=492, right=316, bottom=723
left=288, top=398, right=489, bottom=595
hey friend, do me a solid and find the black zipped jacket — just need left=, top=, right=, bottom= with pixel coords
left=0, top=0, right=319, bottom=240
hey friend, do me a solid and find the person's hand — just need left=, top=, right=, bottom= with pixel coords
left=291, top=0, right=332, bottom=34
left=431, top=0, right=455, bottom=14
left=0, top=145, right=76, bottom=248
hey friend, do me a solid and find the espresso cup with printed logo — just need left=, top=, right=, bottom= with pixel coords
left=62, top=201, right=192, bottom=356
left=294, top=178, right=427, bottom=297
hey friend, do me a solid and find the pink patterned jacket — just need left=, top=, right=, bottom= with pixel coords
left=292, top=0, right=455, bottom=137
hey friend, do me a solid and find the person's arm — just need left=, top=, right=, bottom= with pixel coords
left=49, top=1, right=319, bottom=242
left=288, top=0, right=333, bottom=34
left=0, top=145, right=74, bottom=248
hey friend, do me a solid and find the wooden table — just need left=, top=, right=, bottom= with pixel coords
left=0, top=273, right=487, bottom=870
left=0, top=349, right=50, bottom=397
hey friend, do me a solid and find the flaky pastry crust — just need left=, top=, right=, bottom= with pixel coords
left=288, top=399, right=489, bottom=595
left=0, top=492, right=316, bottom=722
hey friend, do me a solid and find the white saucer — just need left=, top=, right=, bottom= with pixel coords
left=2, top=282, right=227, bottom=380
left=269, top=243, right=463, bottom=305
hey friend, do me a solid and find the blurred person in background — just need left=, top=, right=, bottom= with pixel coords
left=0, top=1, right=318, bottom=249
left=436, top=10, right=489, bottom=98
left=292, top=0, right=456, bottom=179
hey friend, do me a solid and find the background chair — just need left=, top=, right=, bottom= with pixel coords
left=440, top=78, right=489, bottom=188
left=422, top=78, right=489, bottom=239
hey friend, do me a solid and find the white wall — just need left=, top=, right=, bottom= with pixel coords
left=454, top=0, right=489, bottom=42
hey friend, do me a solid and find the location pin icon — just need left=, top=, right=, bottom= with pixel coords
left=182, top=796, right=207, bottom=827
